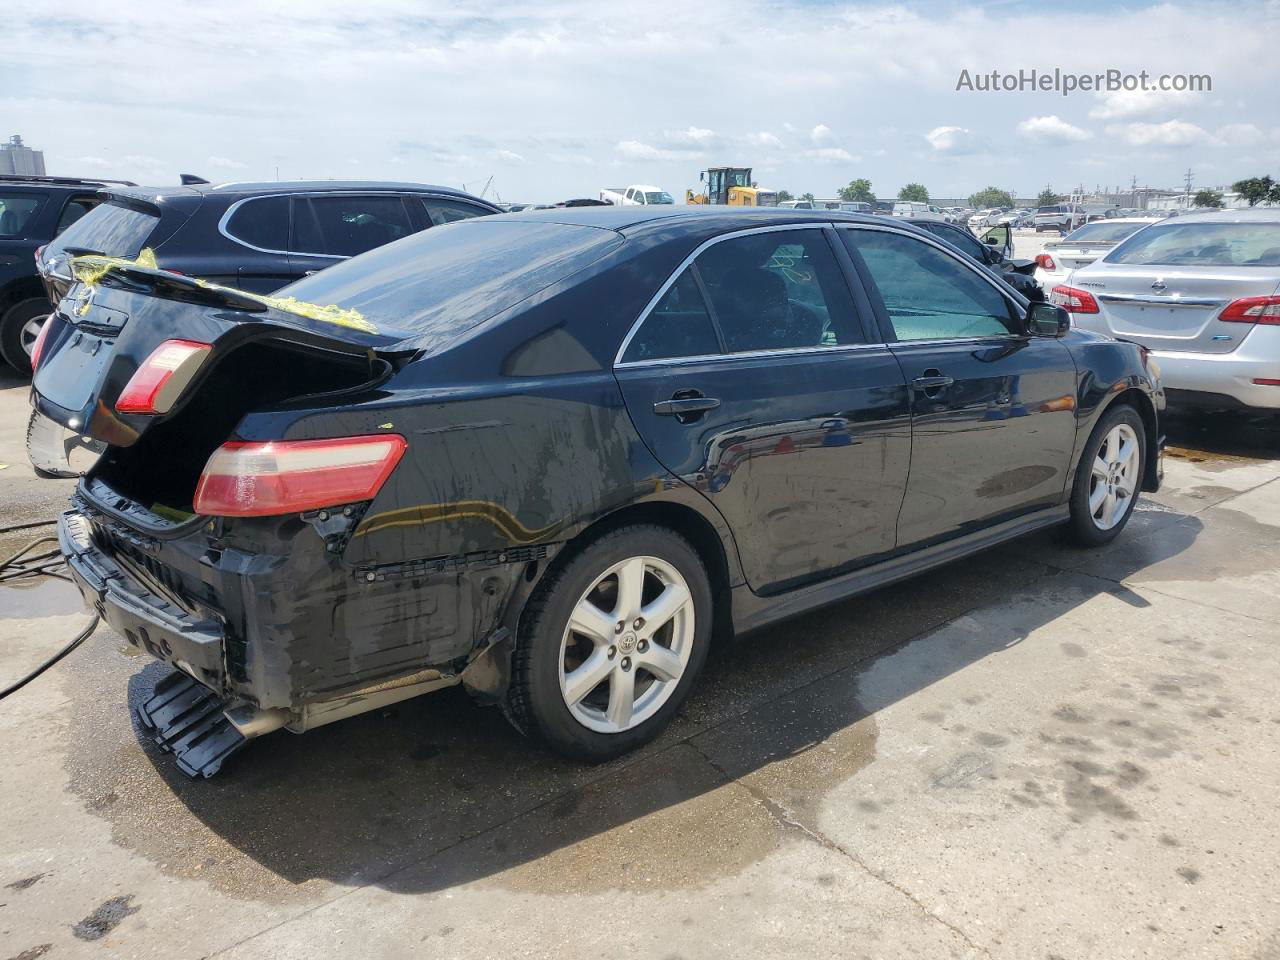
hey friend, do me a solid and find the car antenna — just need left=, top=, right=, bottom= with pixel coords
left=180, top=173, right=210, bottom=185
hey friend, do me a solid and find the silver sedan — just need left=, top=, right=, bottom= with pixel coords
left=1050, top=209, right=1280, bottom=410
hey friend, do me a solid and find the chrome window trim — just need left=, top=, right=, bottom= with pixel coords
left=1097, top=293, right=1225, bottom=307
left=217, top=191, right=462, bottom=259
left=616, top=340, right=889, bottom=371
left=612, top=221, right=842, bottom=367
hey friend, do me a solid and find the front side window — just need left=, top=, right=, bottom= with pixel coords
left=844, top=229, right=1017, bottom=341
left=621, top=270, right=719, bottom=363
left=1105, top=222, right=1280, bottom=267
left=293, top=195, right=413, bottom=258
left=695, top=229, right=863, bottom=352
left=224, top=195, right=289, bottom=251
left=0, top=193, right=45, bottom=237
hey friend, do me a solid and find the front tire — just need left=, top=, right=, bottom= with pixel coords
left=505, top=524, right=712, bottom=762
left=1067, top=404, right=1146, bottom=547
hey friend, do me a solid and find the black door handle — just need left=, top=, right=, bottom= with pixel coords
left=653, top=396, right=721, bottom=416
left=912, top=370, right=954, bottom=396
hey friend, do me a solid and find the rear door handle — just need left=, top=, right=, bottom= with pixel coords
left=653, top=397, right=721, bottom=416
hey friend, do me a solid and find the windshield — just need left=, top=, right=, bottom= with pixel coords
left=47, top=200, right=158, bottom=258
left=0, top=193, right=45, bottom=237
left=1106, top=221, right=1280, bottom=267
left=281, top=219, right=624, bottom=339
left=1064, top=221, right=1153, bottom=244
left=644, top=191, right=674, bottom=204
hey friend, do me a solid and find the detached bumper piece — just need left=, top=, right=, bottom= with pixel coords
left=136, top=671, right=246, bottom=778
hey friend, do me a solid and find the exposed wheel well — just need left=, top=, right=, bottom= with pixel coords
left=524, top=501, right=736, bottom=645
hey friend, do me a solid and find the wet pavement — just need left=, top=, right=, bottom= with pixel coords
left=2, top=371, right=1279, bottom=958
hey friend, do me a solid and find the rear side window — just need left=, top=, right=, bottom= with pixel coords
left=622, top=270, right=719, bottom=362
left=843, top=229, right=1016, bottom=341
left=1106, top=221, right=1280, bottom=267
left=696, top=230, right=863, bottom=352
left=224, top=195, right=289, bottom=251
left=0, top=193, right=46, bottom=237
left=419, top=197, right=492, bottom=226
left=46, top=200, right=158, bottom=257
left=293, top=195, right=414, bottom=258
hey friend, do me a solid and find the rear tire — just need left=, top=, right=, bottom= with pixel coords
left=1067, top=404, right=1146, bottom=547
left=504, top=524, right=712, bottom=762
left=0, top=298, right=52, bottom=376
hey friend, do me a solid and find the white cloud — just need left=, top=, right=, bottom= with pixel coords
left=77, top=155, right=112, bottom=169
left=491, top=148, right=526, bottom=163
left=1106, top=120, right=1211, bottom=147
left=1016, top=115, right=1092, bottom=144
left=747, top=131, right=784, bottom=148
left=1215, top=123, right=1266, bottom=146
left=925, top=125, right=975, bottom=154
left=810, top=124, right=833, bottom=144
left=208, top=155, right=247, bottom=169
left=1089, top=88, right=1201, bottom=121
left=803, top=147, right=859, bottom=164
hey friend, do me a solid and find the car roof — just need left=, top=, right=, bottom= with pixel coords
left=102, top=180, right=492, bottom=204
left=495, top=204, right=895, bottom=236
left=1159, top=208, right=1280, bottom=224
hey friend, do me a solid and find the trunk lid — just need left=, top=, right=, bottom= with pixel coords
left=1080, top=264, right=1280, bottom=355
left=32, top=261, right=410, bottom=447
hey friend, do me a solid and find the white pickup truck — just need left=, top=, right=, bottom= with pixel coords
left=599, top=184, right=675, bottom=206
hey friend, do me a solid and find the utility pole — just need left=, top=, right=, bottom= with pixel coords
left=1183, top=167, right=1194, bottom=204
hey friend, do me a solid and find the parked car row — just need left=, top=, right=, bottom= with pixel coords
left=3, top=176, right=502, bottom=378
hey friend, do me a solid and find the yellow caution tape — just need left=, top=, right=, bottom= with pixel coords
left=68, top=249, right=377, bottom=334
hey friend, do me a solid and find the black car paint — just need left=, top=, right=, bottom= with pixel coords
left=0, top=177, right=124, bottom=370
left=38, top=181, right=502, bottom=305
left=41, top=207, right=1163, bottom=724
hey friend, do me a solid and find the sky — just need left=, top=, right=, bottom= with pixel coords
left=4, top=0, right=1279, bottom=204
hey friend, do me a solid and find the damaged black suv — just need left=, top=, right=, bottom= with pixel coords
left=34, top=206, right=1163, bottom=777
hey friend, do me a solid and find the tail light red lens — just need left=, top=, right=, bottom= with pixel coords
left=1035, top=253, right=1056, bottom=270
left=1220, top=295, right=1280, bottom=325
left=1049, top=284, right=1099, bottom=314
left=115, top=339, right=212, bottom=415
left=193, top=435, right=408, bottom=518
left=29, top=318, right=54, bottom=372
left=34, top=244, right=46, bottom=265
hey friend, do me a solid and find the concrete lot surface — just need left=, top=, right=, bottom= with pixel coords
left=3, top=326, right=1280, bottom=956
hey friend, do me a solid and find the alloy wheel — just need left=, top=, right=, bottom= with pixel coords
left=557, top=555, right=695, bottom=734
left=1088, top=423, right=1140, bottom=530
left=20, top=314, right=48, bottom=357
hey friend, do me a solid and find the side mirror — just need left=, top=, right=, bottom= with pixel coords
left=1026, top=302, right=1071, bottom=338
left=983, top=235, right=1000, bottom=245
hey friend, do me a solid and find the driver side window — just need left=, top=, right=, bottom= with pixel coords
left=843, top=229, right=1017, bottom=342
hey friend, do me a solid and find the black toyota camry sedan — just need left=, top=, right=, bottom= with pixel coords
left=32, top=206, right=1164, bottom=775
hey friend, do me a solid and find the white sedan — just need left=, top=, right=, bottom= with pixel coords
left=1051, top=209, right=1280, bottom=411
left=1034, top=218, right=1161, bottom=290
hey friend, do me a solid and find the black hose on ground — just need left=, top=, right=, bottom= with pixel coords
left=0, top=529, right=100, bottom=701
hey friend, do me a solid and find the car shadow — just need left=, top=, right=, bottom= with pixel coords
left=1162, top=406, right=1280, bottom=460
left=102, top=500, right=1204, bottom=898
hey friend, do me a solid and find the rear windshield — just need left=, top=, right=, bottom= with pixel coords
left=1063, top=221, right=1152, bottom=244
left=1037, top=205, right=1066, bottom=214
left=47, top=200, right=158, bottom=258
left=280, top=219, right=624, bottom=337
left=0, top=192, right=45, bottom=237
left=1106, top=221, right=1280, bottom=267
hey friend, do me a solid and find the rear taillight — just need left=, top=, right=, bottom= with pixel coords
left=1049, top=284, right=1099, bottom=314
left=34, top=244, right=46, bottom=265
left=1035, top=253, right=1056, bottom=271
left=1220, top=295, right=1280, bottom=325
left=29, top=318, right=54, bottom=371
left=115, top=339, right=212, bottom=415
left=193, top=435, right=407, bottom=518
